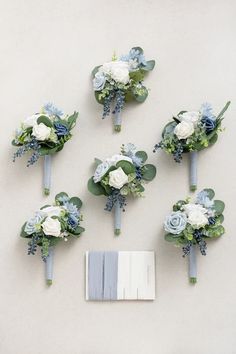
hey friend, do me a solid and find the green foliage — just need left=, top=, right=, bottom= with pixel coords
left=116, top=160, right=135, bottom=174
left=42, top=237, right=50, bottom=258
left=88, top=177, right=106, bottom=196
left=37, top=115, right=53, bottom=127
left=216, top=101, right=231, bottom=120
left=213, top=200, right=225, bottom=216
left=142, top=60, right=155, bottom=71
left=94, top=158, right=102, bottom=166
left=55, top=192, right=69, bottom=203
left=132, top=86, right=148, bottom=103
left=69, top=197, right=82, bottom=209
left=71, top=226, right=85, bottom=236
left=203, top=188, right=215, bottom=200
left=67, top=112, right=78, bottom=130
left=205, top=225, right=225, bottom=238
left=162, top=121, right=177, bottom=138
left=173, top=200, right=187, bottom=211
left=135, top=151, right=148, bottom=164
left=142, top=164, right=156, bottom=181
left=92, top=65, right=101, bottom=77
left=20, top=222, right=30, bottom=238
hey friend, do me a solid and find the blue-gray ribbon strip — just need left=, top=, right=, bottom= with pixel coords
left=44, top=154, right=52, bottom=192
left=45, top=247, right=54, bottom=283
left=114, top=201, right=121, bottom=231
left=190, top=151, right=197, bottom=189
left=189, top=245, right=197, bottom=279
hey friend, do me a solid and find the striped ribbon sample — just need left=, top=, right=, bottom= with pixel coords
left=86, top=251, right=155, bottom=301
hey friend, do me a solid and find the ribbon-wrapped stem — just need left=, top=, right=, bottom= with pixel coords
left=45, top=246, right=54, bottom=285
left=189, top=151, right=197, bottom=192
left=114, top=111, right=122, bottom=132
left=114, top=200, right=121, bottom=236
left=189, top=244, right=197, bottom=284
left=43, top=154, right=52, bottom=196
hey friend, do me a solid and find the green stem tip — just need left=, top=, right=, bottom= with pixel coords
left=114, top=229, right=121, bottom=236
left=190, top=184, right=197, bottom=192
left=189, top=277, right=197, bottom=284
left=46, top=279, right=52, bottom=286
left=114, top=125, right=121, bottom=132
left=44, top=188, right=50, bottom=196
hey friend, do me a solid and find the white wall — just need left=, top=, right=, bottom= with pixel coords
left=1, top=1, right=236, bottom=353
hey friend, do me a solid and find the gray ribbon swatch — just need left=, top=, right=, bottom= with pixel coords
left=189, top=245, right=197, bottom=280
left=114, top=201, right=121, bottom=231
left=44, top=154, right=52, bottom=192
left=189, top=151, right=197, bottom=189
left=88, top=251, right=118, bottom=300
left=45, top=246, right=54, bottom=284
left=114, top=111, right=122, bottom=126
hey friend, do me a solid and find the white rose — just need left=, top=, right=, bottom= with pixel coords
left=105, top=154, right=132, bottom=166
left=93, top=162, right=110, bottom=183
left=42, top=217, right=61, bottom=237
left=41, top=206, right=64, bottom=217
left=183, top=203, right=208, bottom=216
left=109, top=167, right=128, bottom=189
left=174, top=121, right=194, bottom=140
left=23, top=114, right=41, bottom=128
left=179, top=111, right=200, bottom=126
left=100, top=61, right=130, bottom=84
left=188, top=210, right=208, bottom=229
left=32, top=123, right=51, bottom=141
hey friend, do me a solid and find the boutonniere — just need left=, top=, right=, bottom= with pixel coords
left=154, top=102, right=230, bottom=191
left=92, top=47, right=155, bottom=132
left=12, top=103, right=78, bottom=195
left=88, top=144, right=156, bottom=235
left=164, top=189, right=225, bottom=283
left=20, top=192, right=84, bottom=285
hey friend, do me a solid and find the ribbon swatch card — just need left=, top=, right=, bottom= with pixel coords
left=86, top=251, right=155, bottom=301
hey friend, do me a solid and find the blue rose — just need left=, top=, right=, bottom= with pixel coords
left=164, top=211, right=187, bottom=235
left=93, top=72, right=106, bottom=91
left=201, top=117, right=216, bottom=134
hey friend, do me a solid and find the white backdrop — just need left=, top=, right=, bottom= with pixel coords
left=1, top=1, right=236, bottom=353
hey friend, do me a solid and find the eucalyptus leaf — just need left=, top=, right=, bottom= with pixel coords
left=116, top=160, right=135, bottom=174
left=133, top=86, right=148, bottom=103
left=72, top=226, right=85, bottom=236
left=202, top=188, right=215, bottom=200
left=142, top=60, right=155, bottom=71
left=92, top=65, right=101, bottom=77
left=87, top=177, right=106, bottom=196
left=142, top=164, right=156, bottom=181
left=69, top=197, right=82, bottom=209
left=55, top=192, right=69, bottom=202
left=162, top=121, right=177, bottom=138
left=94, top=158, right=102, bottom=167
left=213, top=200, right=225, bottom=215
left=135, top=151, right=148, bottom=163
left=20, top=222, right=30, bottom=238
left=165, top=233, right=179, bottom=242
left=131, top=46, right=144, bottom=54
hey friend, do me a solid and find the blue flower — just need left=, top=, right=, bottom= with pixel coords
left=54, top=122, right=69, bottom=137
left=64, top=202, right=79, bottom=218
left=201, top=117, right=216, bottom=134
left=120, top=48, right=147, bottom=68
left=43, top=103, right=64, bottom=117
left=24, top=212, right=45, bottom=235
left=68, top=215, right=78, bottom=229
left=196, top=190, right=214, bottom=208
left=200, top=103, right=215, bottom=120
left=164, top=211, right=187, bottom=235
left=93, top=72, right=106, bottom=91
